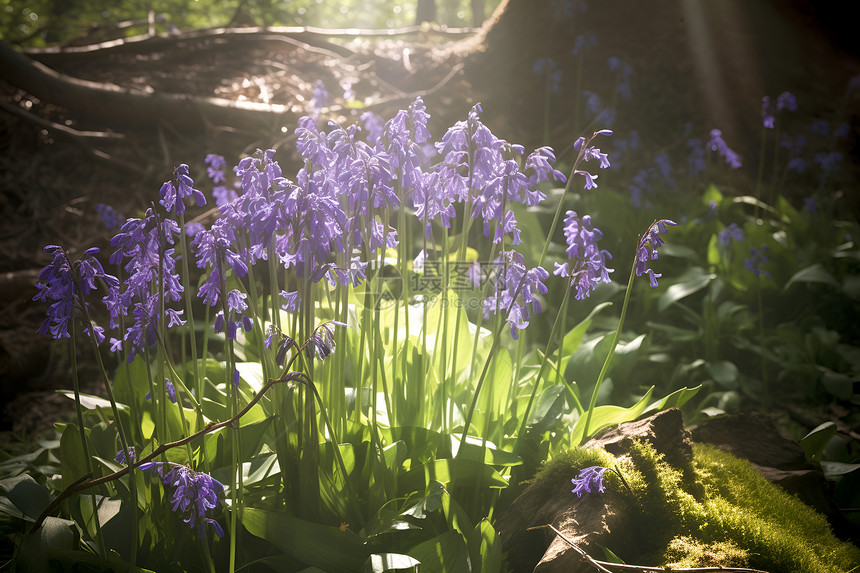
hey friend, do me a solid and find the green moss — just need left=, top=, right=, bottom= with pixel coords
left=540, top=441, right=860, bottom=573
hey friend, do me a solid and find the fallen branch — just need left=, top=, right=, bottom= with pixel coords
left=0, top=39, right=292, bottom=133
left=528, top=524, right=772, bottom=573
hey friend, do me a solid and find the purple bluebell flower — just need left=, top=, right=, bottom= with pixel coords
left=571, top=34, right=597, bottom=56
left=305, top=321, right=346, bottom=362
left=533, top=58, right=562, bottom=93
left=635, top=219, right=677, bottom=288
left=95, top=203, right=124, bottom=230
left=311, top=79, right=329, bottom=116
left=777, top=91, right=797, bottom=112
left=803, top=197, right=818, bottom=213
left=361, top=111, right=385, bottom=145
left=571, top=466, right=608, bottom=498
left=205, top=154, right=227, bottom=184
left=687, top=138, right=706, bottom=175
left=762, top=96, right=775, bottom=129
left=573, top=130, right=612, bottom=191
left=265, top=325, right=296, bottom=367
left=718, top=222, right=744, bottom=245
left=115, top=446, right=136, bottom=465
left=810, top=119, right=830, bottom=136
left=834, top=122, right=851, bottom=138
left=483, top=250, right=549, bottom=339
left=105, top=207, right=186, bottom=360
left=34, top=246, right=117, bottom=343
left=145, top=378, right=177, bottom=403
left=138, top=462, right=225, bottom=539
left=552, top=211, right=613, bottom=300
left=814, top=151, right=842, bottom=175
left=159, top=164, right=206, bottom=216
left=582, top=90, right=602, bottom=117
left=708, top=129, right=742, bottom=169
left=745, top=246, right=771, bottom=279
left=608, top=57, right=633, bottom=99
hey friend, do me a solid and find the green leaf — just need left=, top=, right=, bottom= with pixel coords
left=706, top=360, right=739, bottom=390
left=657, top=267, right=715, bottom=312
left=57, top=390, right=128, bottom=413
left=800, top=422, right=838, bottom=462
left=527, top=383, right=568, bottom=430
left=646, top=385, right=701, bottom=412
left=571, top=387, right=654, bottom=445
left=470, top=518, right=501, bottom=573
left=60, top=424, right=91, bottom=492
left=408, top=530, right=471, bottom=573
left=784, top=263, right=840, bottom=290
left=16, top=516, right=77, bottom=573
left=242, top=508, right=369, bottom=573
left=399, top=459, right=508, bottom=492
left=820, top=461, right=860, bottom=478
left=0, top=474, right=52, bottom=521
left=362, top=553, right=421, bottom=573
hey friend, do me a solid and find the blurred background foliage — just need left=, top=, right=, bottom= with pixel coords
left=0, top=0, right=502, bottom=46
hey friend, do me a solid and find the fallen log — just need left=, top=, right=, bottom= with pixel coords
left=0, top=39, right=293, bottom=134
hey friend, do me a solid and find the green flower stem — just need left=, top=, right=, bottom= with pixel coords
left=581, top=251, right=638, bottom=443
left=68, top=328, right=107, bottom=560
left=178, top=213, right=204, bottom=461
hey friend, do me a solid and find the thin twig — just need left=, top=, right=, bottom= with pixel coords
left=527, top=524, right=771, bottom=573
left=29, top=369, right=308, bottom=533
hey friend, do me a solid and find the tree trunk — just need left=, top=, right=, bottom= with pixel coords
left=416, top=0, right=437, bottom=24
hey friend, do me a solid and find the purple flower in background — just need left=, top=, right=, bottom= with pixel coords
left=138, top=462, right=225, bottom=540
left=34, top=246, right=117, bottom=343
left=533, top=57, right=563, bottom=93
left=115, top=446, right=136, bottom=465
left=361, top=111, right=385, bottom=145
left=572, top=466, right=608, bottom=498
left=608, top=56, right=633, bottom=98
left=804, top=197, right=818, bottom=213
left=815, top=151, right=843, bottom=175
left=834, top=122, right=851, bottom=138
left=635, top=219, right=677, bottom=288
left=777, top=91, right=797, bottom=112
left=311, top=79, right=329, bottom=116
left=95, top=203, right=124, bottom=230
left=810, top=119, right=830, bottom=136
left=708, top=129, right=742, bottom=169
left=687, top=138, right=706, bottom=175
left=762, top=92, right=796, bottom=129
left=553, top=211, right=613, bottom=300
left=159, top=164, right=206, bottom=216
left=744, top=245, right=771, bottom=279
left=205, top=154, right=227, bottom=184
left=145, top=378, right=177, bottom=403
left=572, top=34, right=597, bottom=56
left=718, top=222, right=744, bottom=245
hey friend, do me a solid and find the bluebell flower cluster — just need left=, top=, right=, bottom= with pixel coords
left=553, top=211, right=613, bottom=300
left=745, top=246, right=771, bottom=279
left=105, top=206, right=186, bottom=359
left=762, top=91, right=796, bottom=129
left=635, top=219, right=677, bottom=288
left=533, top=57, right=562, bottom=93
left=707, top=129, right=742, bottom=169
left=607, top=56, right=633, bottom=99
left=571, top=465, right=607, bottom=498
left=718, top=223, right=744, bottom=245
left=571, top=34, right=597, bottom=57
left=573, top=130, right=612, bottom=190
left=139, top=461, right=225, bottom=539
left=483, top=250, right=549, bottom=339
left=34, top=246, right=117, bottom=343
